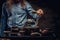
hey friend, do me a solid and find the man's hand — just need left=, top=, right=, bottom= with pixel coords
left=36, top=9, right=44, bottom=16
left=32, top=9, right=44, bottom=16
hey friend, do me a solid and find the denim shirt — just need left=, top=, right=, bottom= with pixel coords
left=1, top=1, right=40, bottom=28
left=2, top=2, right=39, bottom=27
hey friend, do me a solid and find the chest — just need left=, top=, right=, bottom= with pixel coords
left=10, top=4, right=27, bottom=15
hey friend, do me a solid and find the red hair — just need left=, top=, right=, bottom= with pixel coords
left=6, top=0, right=25, bottom=9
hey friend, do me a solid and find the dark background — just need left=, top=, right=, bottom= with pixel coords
left=0, top=0, right=60, bottom=39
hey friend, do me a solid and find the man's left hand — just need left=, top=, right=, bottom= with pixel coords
left=36, top=9, right=44, bottom=16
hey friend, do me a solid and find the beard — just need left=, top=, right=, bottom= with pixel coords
left=13, top=0, right=20, bottom=3
left=13, top=0, right=24, bottom=4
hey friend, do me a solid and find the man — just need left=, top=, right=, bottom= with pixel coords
left=1, top=0, right=43, bottom=37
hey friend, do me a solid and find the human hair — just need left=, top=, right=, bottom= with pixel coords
left=6, top=0, right=25, bottom=9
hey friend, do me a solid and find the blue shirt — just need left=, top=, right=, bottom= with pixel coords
left=0, top=1, right=40, bottom=36
left=1, top=1, right=40, bottom=28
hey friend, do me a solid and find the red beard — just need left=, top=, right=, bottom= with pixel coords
left=13, top=0, right=24, bottom=3
left=13, top=0, right=20, bottom=3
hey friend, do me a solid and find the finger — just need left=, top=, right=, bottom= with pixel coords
left=32, top=10, right=36, bottom=13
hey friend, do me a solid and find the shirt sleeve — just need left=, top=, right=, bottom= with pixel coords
left=0, top=3, right=7, bottom=36
left=26, top=2, right=40, bottom=19
left=2, top=3, right=7, bottom=26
